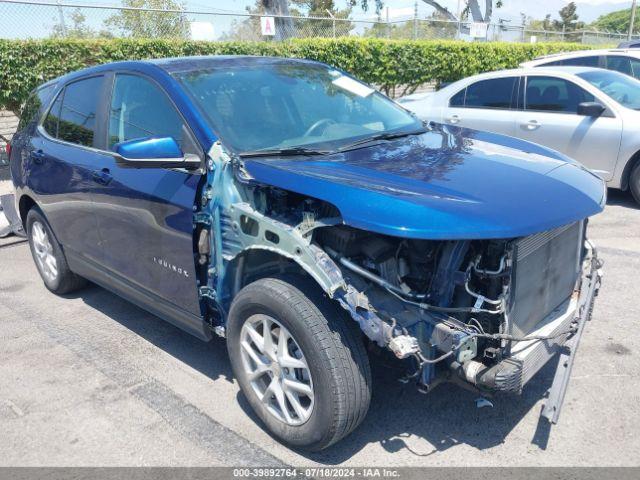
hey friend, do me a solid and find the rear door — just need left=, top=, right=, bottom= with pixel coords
left=511, top=75, right=622, bottom=180
left=92, top=72, right=204, bottom=316
left=30, top=75, right=107, bottom=263
left=440, top=76, right=518, bottom=137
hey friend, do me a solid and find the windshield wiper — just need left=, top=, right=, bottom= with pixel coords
left=238, top=146, right=332, bottom=158
left=337, top=128, right=427, bottom=152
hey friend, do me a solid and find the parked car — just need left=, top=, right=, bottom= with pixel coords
left=9, top=57, right=604, bottom=450
left=521, top=48, right=640, bottom=80
left=398, top=66, right=640, bottom=204
left=617, top=40, right=640, bottom=49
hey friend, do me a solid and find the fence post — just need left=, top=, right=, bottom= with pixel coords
left=56, top=0, right=67, bottom=37
left=386, top=7, right=390, bottom=39
left=413, top=0, right=418, bottom=40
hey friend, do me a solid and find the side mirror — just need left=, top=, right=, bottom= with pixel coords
left=114, top=137, right=201, bottom=169
left=577, top=102, right=606, bottom=117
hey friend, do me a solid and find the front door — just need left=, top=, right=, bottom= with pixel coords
left=92, top=72, right=204, bottom=315
left=512, top=75, right=622, bottom=180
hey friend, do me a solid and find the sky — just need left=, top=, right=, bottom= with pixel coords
left=0, top=0, right=635, bottom=40
left=206, top=0, right=634, bottom=23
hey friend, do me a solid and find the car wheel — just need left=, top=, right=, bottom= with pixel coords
left=630, top=162, right=640, bottom=206
left=227, top=276, right=371, bottom=451
left=26, top=207, right=86, bottom=294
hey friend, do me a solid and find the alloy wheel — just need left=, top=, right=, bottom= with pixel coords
left=239, top=314, right=314, bottom=426
left=31, top=221, right=58, bottom=282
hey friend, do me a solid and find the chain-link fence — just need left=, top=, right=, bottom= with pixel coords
left=0, top=0, right=638, bottom=45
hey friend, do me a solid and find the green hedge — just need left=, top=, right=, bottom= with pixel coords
left=0, top=38, right=590, bottom=112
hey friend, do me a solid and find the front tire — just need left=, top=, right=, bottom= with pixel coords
left=630, top=162, right=640, bottom=205
left=227, top=276, right=371, bottom=451
left=26, top=208, right=86, bottom=294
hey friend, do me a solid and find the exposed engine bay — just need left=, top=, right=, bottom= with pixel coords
left=197, top=145, right=601, bottom=409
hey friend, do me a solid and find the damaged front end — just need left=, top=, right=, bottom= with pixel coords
left=194, top=141, right=603, bottom=425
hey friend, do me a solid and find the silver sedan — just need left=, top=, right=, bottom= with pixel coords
left=398, top=66, right=640, bottom=204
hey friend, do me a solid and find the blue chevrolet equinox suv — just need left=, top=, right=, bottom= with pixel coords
left=9, top=56, right=605, bottom=450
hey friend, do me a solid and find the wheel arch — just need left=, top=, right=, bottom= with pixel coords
left=620, top=150, right=640, bottom=191
left=220, top=247, right=338, bottom=314
left=18, top=194, right=37, bottom=226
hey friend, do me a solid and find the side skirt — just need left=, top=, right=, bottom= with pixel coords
left=67, top=251, right=212, bottom=342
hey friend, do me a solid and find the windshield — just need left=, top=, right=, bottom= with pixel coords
left=577, top=69, right=640, bottom=110
left=175, top=62, right=422, bottom=153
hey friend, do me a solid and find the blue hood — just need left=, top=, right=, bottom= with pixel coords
left=242, top=124, right=605, bottom=240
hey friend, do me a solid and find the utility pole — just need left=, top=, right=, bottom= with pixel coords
left=629, top=0, right=637, bottom=41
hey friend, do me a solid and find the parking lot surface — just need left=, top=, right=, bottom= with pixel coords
left=0, top=190, right=639, bottom=467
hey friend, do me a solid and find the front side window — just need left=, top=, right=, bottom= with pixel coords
left=56, top=76, right=103, bottom=147
left=174, top=62, right=422, bottom=153
left=525, top=76, right=594, bottom=113
left=578, top=69, right=640, bottom=110
left=464, top=77, right=517, bottom=109
left=108, top=74, right=187, bottom=151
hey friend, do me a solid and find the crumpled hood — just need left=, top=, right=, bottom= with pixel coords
left=242, top=124, right=605, bottom=239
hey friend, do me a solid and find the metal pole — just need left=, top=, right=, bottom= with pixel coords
left=456, top=0, right=461, bottom=38
left=386, top=7, right=390, bottom=39
left=56, top=0, right=67, bottom=36
left=629, top=0, right=637, bottom=41
left=413, top=0, right=418, bottom=40
left=326, top=9, right=335, bottom=38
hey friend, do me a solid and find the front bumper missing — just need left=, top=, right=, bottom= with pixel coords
left=541, top=244, right=602, bottom=423
left=465, top=243, right=602, bottom=423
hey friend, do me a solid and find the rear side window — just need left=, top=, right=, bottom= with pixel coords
left=561, top=56, right=600, bottom=67
left=525, top=76, right=595, bottom=113
left=606, top=55, right=640, bottom=79
left=43, top=76, right=103, bottom=147
left=460, top=77, right=516, bottom=109
left=18, top=84, right=55, bottom=132
left=108, top=74, right=187, bottom=151
left=449, top=88, right=465, bottom=107
left=43, top=92, right=63, bottom=137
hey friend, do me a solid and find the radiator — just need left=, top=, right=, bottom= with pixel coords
left=508, top=221, right=584, bottom=338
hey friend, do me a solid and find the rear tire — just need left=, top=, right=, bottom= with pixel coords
left=226, top=276, right=371, bottom=451
left=630, top=162, right=640, bottom=206
left=26, top=207, right=86, bottom=294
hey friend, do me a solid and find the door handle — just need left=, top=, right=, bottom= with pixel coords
left=92, top=168, right=113, bottom=185
left=447, top=114, right=461, bottom=124
left=31, top=149, right=45, bottom=164
left=522, top=120, right=540, bottom=131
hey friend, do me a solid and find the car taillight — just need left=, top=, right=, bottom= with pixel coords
left=5, top=141, right=11, bottom=160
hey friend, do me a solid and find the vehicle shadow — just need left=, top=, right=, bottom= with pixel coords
left=295, top=356, right=558, bottom=464
left=606, top=188, right=638, bottom=209
left=67, top=283, right=235, bottom=384
left=69, top=283, right=558, bottom=463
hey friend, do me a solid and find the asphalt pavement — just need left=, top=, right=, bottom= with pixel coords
left=0, top=189, right=638, bottom=467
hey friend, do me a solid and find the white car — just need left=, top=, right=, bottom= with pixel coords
left=398, top=66, right=640, bottom=204
left=522, top=49, right=640, bottom=80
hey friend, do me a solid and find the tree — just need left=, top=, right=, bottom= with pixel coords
left=553, top=2, right=583, bottom=32
left=51, top=7, right=111, bottom=38
left=104, top=0, right=189, bottom=39
left=592, top=7, right=638, bottom=34
left=418, top=1, right=503, bottom=23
